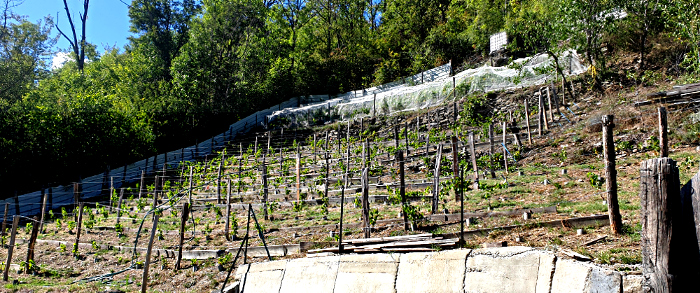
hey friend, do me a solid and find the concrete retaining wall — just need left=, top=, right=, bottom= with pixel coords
left=234, top=247, right=636, bottom=293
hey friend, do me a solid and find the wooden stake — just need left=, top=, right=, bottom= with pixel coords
left=324, top=132, right=330, bottom=200
left=525, top=100, right=532, bottom=144
left=313, top=133, right=317, bottom=164
left=469, top=131, right=479, bottom=190
left=296, top=149, right=301, bottom=201
left=115, top=189, right=124, bottom=227
left=503, top=122, right=508, bottom=173
left=138, top=170, right=145, bottom=200
left=659, top=107, right=668, bottom=157
left=541, top=89, right=549, bottom=131
left=405, top=122, right=409, bottom=155
left=451, top=136, right=459, bottom=201
left=602, top=115, right=622, bottom=234
left=175, top=202, right=189, bottom=270
left=141, top=212, right=160, bottom=293
left=25, top=217, right=39, bottom=270
left=1, top=203, right=8, bottom=236
left=361, top=168, right=370, bottom=238
left=74, top=203, right=84, bottom=257
left=225, top=179, right=232, bottom=241
left=217, top=152, right=224, bottom=204
left=3, top=216, right=19, bottom=281
left=39, top=192, right=48, bottom=233
left=373, top=94, right=377, bottom=117
left=188, top=167, right=194, bottom=207
left=546, top=87, right=554, bottom=123
left=432, top=144, right=443, bottom=214
left=398, top=150, right=409, bottom=230
left=262, top=154, right=269, bottom=221
left=537, top=92, right=543, bottom=136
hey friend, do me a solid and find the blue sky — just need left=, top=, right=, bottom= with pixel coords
left=14, top=0, right=133, bottom=54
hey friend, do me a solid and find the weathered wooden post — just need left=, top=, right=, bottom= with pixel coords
left=405, top=122, right=409, bottom=154
left=115, top=189, right=125, bottom=227
left=602, top=115, right=622, bottom=234
left=362, top=168, right=370, bottom=238
left=296, top=148, right=301, bottom=201
left=1, top=203, right=8, bottom=236
left=262, top=154, right=269, bottom=221
left=175, top=202, right=189, bottom=270
left=451, top=136, right=460, bottom=201
left=25, top=217, right=39, bottom=271
left=432, top=144, right=443, bottom=214
left=74, top=203, right=84, bottom=257
left=502, top=122, right=508, bottom=173
left=138, top=170, right=145, bottom=200
left=324, top=132, right=330, bottom=200
left=537, top=92, right=543, bottom=136
left=373, top=94, right=377, bottom=117
left=188, top=166, right=194, bottom=207
left=546, top=87, right=554, bottom=123
left=141, top=212, right=160, bottom=293
left=3, top=216, right=19, bottom=281
left=39, top=191, right=48, bottom=233
left=313, top=133, right=317, bottom=164
left=640, top=158, right=695, bottom=291
left=659, top=107, right=668, bottom=157
left=225, top=179, right=232, bottom=241
left=525, top=99, right=532, bottom=144
left=488, top=123, right=496, bottom=178
left=217, top=152, right=224, bottom=204
left=398, top=150, right=409, bottom=230
left=469, top=131, right=479, bottom=190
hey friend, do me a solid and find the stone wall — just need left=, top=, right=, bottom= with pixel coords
left=232, top=246, right=640, bottom=293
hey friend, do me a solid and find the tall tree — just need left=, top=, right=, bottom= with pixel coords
left=128, top=0, right=200, bottom=80
left=55, top=0, right=89, bottom=71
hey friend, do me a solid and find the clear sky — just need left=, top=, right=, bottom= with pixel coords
left=14, top=0, right=133, bottom=54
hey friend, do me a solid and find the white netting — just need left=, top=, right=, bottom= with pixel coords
left=268, top=50, right=586, bottom=124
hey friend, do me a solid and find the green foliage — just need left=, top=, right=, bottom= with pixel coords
left=369, top=208, right=379, bottom=226
left=586, top=172, right=605, bottom=189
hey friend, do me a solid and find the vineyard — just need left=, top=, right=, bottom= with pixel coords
left=2, top=78, right=700, bottom=292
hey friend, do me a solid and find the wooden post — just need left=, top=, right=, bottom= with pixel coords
left=405, top=122, right=409, bottom=154
left=262, top=154, right=269, bottom=221
left=296, top=149, right=301, bottom=201
left=3, top=216, right=19, bottom=281
left=217, top=152, right=224, bottom=204
left=324, top=132, right=330, bottom=200
left=525, top=99, right=532, bottom=144
left=541, top=90, right=549, bottom=131
left=109, top=177, right=114, bottom=211
left=1, top=203, right=8, bottom=236
left=175, top=202, right=189, bottom=270
left=313, top=133, right=317, bottom=164
left=503, top=122, right=508, bottom=173
left=74, top=203, right=84, bottom=257
left=488, top=123, right=496, bottom=178
left=551, top=83, right=563, bottom=117
left=141, top=212, right=160, bottom=293
left=115, top=189, right=124, bottom=227
left=361, top=168, right=370, bottom=238
left=546, top=87, right=554, bottom=123
left=25, top=217, right=39, bottom=270
left=451, top=136, right=460, bottom=201
left=602, top=115, right=623, bottom=234
left=138, top=170, right=145, bottom=200
left=254, top=136, right=258, bottom=155
left=425, top=133, right=430, bottom=158
left=73, top=182, right=81, bottom=210
left=537, top=92, right=543, bottom=136
left=267, top=131, right=272, bottom=155
left=398, top=150, right=409, bottom=230
left=373, top=94, right=377, bottom=117
left=469, top=131, right=479, bottom=190
left=432, top=144, right=443, bottom=214
left=188, top=166, right=194, bottom=207
left=225, top=179, right=232, bottom=241
left=39, top=192, right=48, bottom=233
left=659, top=107, right=668, bottom=157
left=394, top=125, right=399, bottom=159
left=640, top=158, right=687, bottom=292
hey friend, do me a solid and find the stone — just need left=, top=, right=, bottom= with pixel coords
left=464, top=247, right=555, bottom=293
left=279, top=255, right=340, bottom=293
left=623, top=274, right=643, bottom=293
left=523, top=212, right=531, bottom=220
left=334, top=254, right=400, bottom=293
left=236, top=260, right=287, bottom=293
left=577, top=229, right=584, bottom=235
left=543, top=179, right=550, bottom=185
left=551, top=258, right=622, bottom=293
left=396, top=249, right=470, bottom=293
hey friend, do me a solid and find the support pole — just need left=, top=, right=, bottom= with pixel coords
left=141, top=212, right=160, bottom=293
left=659, top=107, right=668, bottom=157
left=432, top=144, right=443, bottom=214
left=537, top=92, right=543, bottom=136
left=469, top=131, right=479, bottom=190
left=488, top=123, right=496, bottom=178
left=262, top=154, right=269, bottom=221
left=602, top=115, right=622, bottom=234
left=25, top=217, right=39, bottom=271
left=175, top=202, right=189, bottom=270
left=525, top=99, right=532, bottom=144
left=3, top=216, right=19, bottom=281
left=225, top=179, right=232, bottom=241
left=451, top=136, right=459, bottom=201
left=73, top=203, right=84, bottom=257
left=39, top=192, right=48, bottom=233
left=503, top=122, right=509, bottom=173
left=361, top=168, right=370, bottom=238
left=1, top=203, right=8, bottom=236
left=399, top=151, right=409, bottom=230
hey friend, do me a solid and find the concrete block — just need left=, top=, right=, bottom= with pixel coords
left=335, top=254, right=400, bottom=293
left=464, top=247, right=555, bottom=293
left=279, top=255, right=341, bottom=293
left=236, top=260, right=287, bottom=293
left=622, top=275, right=643, bottom=293
left=396, top=249, right=471, bottom=293
left=551, top=258, right=622, bottom=293
left=182, top=249, right=224, bottom=260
